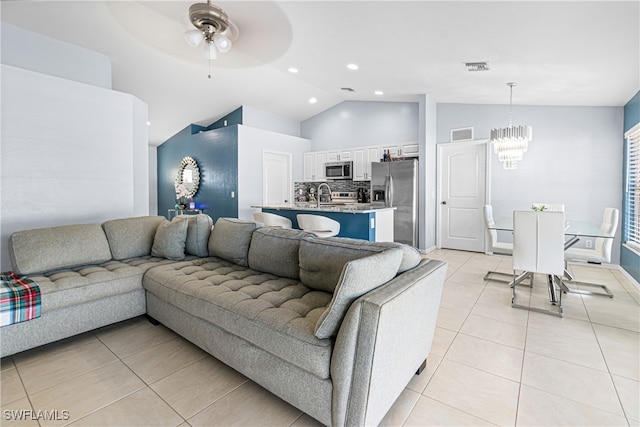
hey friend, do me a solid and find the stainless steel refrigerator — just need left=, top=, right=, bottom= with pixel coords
left=371, top=159, right=418, bottom=246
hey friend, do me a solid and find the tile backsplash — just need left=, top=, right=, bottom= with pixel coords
left=294, top=181, right=370, bottom=202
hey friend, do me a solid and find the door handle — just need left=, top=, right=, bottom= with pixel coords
left=441, top=201, right=447, bottom=205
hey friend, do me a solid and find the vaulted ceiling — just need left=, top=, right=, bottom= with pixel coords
left=2, top=1, right=638, bottom=145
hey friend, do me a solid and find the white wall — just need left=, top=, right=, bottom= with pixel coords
left=1, top=23, right=112, bottom=89
left=437, top=103, right=624, bottom=263
left=242, top=105, right=301, bottom=137
left=1, top=65, right=148, bottom=271
left=301, top=101, right=419, bottom=150
left=237, top=125, right=311, bottom=220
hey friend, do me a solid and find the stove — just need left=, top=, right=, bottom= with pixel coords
left=329, top=191, right=358, bottom=204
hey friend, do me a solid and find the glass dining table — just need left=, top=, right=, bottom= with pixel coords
left=488, top=217, right=614, bottom=300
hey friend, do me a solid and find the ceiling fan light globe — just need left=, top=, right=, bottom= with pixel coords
left=203, top=41, right=218, bottom=59
left=184, top=29, right=204, bottom=47
left=213, top=33, right=232, bottom=53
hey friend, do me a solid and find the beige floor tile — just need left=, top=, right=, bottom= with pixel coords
left=471, top=286, right=530, bottom=326
left=445, top=333, right=523, bottom=381
left=1, top=356, right=16, bottom=371
left=439, top=281, right=481, bottom=312
left=0, top=397, right=39, bottom=427
left=460, top=314, right=526, bottom=349
left=290, top=413, right=325, bottom=427
left=464, top=254, right=502, bottom=272
left=404, top=396, right=494, bottom=426
left=16, top=338, right=118, bottom=394
left=525, top=323, right=607, bottom=371
left=612, top=374, right=640, bottom=421
left=122, top=336, right=208, bottom=384
left=517, top=384, right=629, bottom=426
left=521, top=352, right=624, bottom=416
left=29, top=361, right=145, bottom=426
left=11, top=333, right=98, bottom=367
left=1, top=368, right=27, bottom=406
left=187, top=381, right=302, bottom=427
left=448, top=266, right=490, bottom=285
left=68, top=387, right=184, bottom=427
left=151, top=356, right=247, bottom=419
left=95, top=316, right=177, bottom=358
left=379, top=388, right=421, bottom=426
left=436, top=306, right=469, bottom=332
left=527, top=311, right=595, bottom=340
left=423, top=359, right=519, bottom=426
left=585, top=297, right=640, bottom=332
left=406, top=355, right=442, bottom=394
left=429, top=327, right=456, bottom=357
left=593, top=323, right=640, bottom=381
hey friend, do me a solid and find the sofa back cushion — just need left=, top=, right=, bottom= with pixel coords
left=314, top=248, right=403, bottom=339
left=300, top=237, right=396, bottom=293
left=102, top=216, right=165, bottom=260
left=182, top=214, right=213, bottom=257
left=248, top=228, right=316, bottom=279
left=8, top=224, right=112, bottom=275
left=319, top=237, right=422, bottom=273
left=208, top=218, right=261, bottom=267
left=151, top=218, right=189, bottom=260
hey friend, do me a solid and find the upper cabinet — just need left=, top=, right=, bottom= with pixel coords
left=304, top=142, right=418, bottom=182
left=303, top=151, right=327, bottom=182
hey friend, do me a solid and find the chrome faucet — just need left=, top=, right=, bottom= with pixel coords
left=317, top=183, right=332, bottom=206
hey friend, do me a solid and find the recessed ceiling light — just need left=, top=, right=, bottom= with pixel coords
left=374, top=90, right=384, bottom=96
left=147, top=121, right=151, bottom=126
left=288, top=67, right=299, bottom=74
left=347, top=63, right=359, bottom=71
left=309, top=97, right=318, bottom=104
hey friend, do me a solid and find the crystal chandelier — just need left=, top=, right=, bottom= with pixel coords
left=490, top=82, right=532, bottom=169
left=184, top=1, right=238, bottom=78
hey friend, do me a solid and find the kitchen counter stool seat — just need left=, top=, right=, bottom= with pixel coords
left=297, top=214, right=340, bottom=237
left=253, top=212, right=293, bottom=229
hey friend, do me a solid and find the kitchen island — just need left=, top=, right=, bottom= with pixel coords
left=251, top=203, right=395, bottom=242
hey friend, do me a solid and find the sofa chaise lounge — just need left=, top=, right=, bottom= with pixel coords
left=2, top=215, right=447, bottom=426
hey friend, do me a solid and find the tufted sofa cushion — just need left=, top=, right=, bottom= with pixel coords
left=102, top=216, right=166, bottom=260
left=143, top=257, right=334, bottom=379
left=8, top=224, right=113, bottom=275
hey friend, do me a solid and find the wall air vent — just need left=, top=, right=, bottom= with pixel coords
left=341, top=87, right=355, bottom=92
left=463, top=61, right=490, bottom=72
left=450, top=127, right=474, bottom=143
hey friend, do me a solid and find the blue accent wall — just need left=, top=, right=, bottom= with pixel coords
left=622, top=91, right=640, bottom=282
left=157, top=124, right=239, bottom=222
left=206, top=106, right=243, bottom=131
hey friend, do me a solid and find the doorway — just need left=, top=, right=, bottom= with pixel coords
left=437, top=140, right=489, bottom=252
left=263, top=150, right=292, bottom=205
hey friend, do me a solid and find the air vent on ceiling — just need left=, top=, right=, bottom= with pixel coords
left=341, top=87, right=355, bottom=92
left=450, top=127, right=474, bottom=143
left=463, top=61, right=490, bottom=72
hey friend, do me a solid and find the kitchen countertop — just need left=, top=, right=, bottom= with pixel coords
left=251, top=203, right=396, bottom=214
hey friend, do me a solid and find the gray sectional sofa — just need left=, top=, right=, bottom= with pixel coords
left=2, top=214, right=447, bottom=426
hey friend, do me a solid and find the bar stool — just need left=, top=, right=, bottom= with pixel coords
left=296, top=214, right=340, bottom=237
left=253, top=212, right=292, bottom=228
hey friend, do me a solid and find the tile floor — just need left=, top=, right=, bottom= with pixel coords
left=1, top=249, right=639, bottom=426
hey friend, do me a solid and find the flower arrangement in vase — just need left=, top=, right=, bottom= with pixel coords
left=175, top=182, right=191, bottom=210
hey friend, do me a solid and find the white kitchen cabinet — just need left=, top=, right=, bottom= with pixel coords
left=303, top=151, right=327, bottom=182
left=353, top=145, right=381, bottom=181
left=326, top=149, right=353, bottom=162
left=400, top=142, right=420, bottom=157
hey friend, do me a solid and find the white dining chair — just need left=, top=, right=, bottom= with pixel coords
left=296, top=214, right=340, bottom=237
left=253, top=212, right=293, bottom=229
left=562, top=207, right=619, bottom=298
left=511, top=210, right=566, bottom=317
left=483, top=205, right=513, bottom=283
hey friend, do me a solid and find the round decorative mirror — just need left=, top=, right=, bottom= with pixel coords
left=175, top=156, right=200, bottom=199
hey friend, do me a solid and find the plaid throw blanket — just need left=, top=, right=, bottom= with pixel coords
left=1, top=272, right=41, bottom=327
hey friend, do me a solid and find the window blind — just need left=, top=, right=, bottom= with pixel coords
left=625, top=124, right=640, bottom=251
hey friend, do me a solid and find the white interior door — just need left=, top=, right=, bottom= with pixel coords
left=437, top=140, right=488, bottom=252
left=263, top=151, right=292, bottom=205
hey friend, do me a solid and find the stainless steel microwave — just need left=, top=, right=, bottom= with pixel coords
left=325, top=161, right=353, bottom=180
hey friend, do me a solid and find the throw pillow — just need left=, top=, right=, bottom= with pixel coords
left=248, top=228, right=315, bottom=280
left=177, top=214, right=213, bottom=257
left=314, top=248, right=403, bottom=339
left=208, top=218, right=261, bottom=266
left=151, top=218, right=188, bottom=260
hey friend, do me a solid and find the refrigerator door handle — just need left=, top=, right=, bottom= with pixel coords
left=386, top=175, right=393, bottom=207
